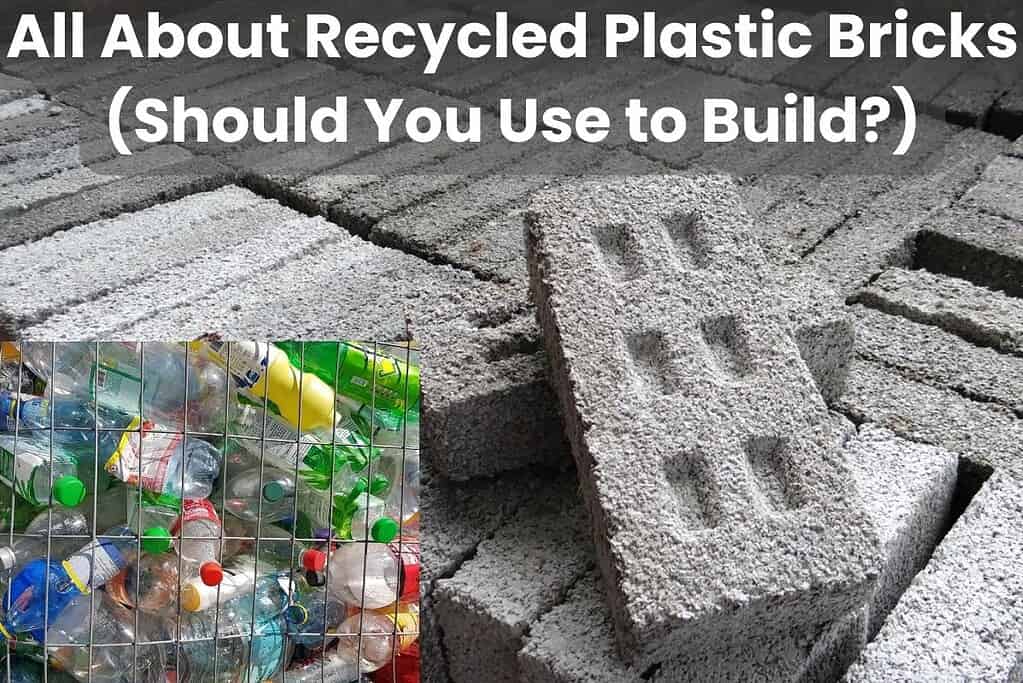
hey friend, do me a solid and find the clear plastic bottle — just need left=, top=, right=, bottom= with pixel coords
left=179, top=554, right=268, bottom=613
left=327, top=541, right=420, bottom=610
left=0, top=433, right=86, bottom=508
left=174, top=575, right=291, bottom=682
left=45, top=590, right=167, bottom=682
left=336, top=604, right=420, bottom=673
left=20, top=342, right=227, bottom=433
left=171, top=498, right=224, bottom=586
left=346, top=493, right=400, bottom=544
left=105, top=550, right=183, bottom=616
left=103, top=429, right=221, bottom=500
left=285, top=648, right=362, bottom=682
left=223, top=467, right=296, bottom=524
left=0, top=508, right=88, bottom=577
left=285, top=572, right=347, bottom=647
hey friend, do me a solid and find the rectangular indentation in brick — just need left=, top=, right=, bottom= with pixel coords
left=701, top=315, right=753, bottom=380
left=625, top=330, right=675, bottom=394
left=914, top=230, right=1023, bottom=300
left=745, top=436, right=803, bottom=513
left=664, top=211, right=710, bottom=269
left=485, top=333, right=541, bottom=362
left=592, top=223, right=642, bottom=280
left=663, top=452, right=713, bottom=530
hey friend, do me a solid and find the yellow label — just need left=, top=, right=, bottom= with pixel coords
left=104, top=415, right=143, bottom=471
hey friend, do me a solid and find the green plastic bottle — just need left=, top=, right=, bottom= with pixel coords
left=275, top=342, right=420, bottom=423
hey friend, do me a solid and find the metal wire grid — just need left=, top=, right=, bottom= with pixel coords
left=0, top=341, right=420, bottom=683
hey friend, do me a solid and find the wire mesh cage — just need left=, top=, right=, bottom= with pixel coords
left=0, top=340, right=421, bottom=683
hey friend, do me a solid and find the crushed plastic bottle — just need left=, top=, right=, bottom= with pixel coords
left=103, top=427, right=222, bottom=500
left=20, top=342, right=227, bottom=433
left=284, top=571, right=346, bottom=647
left=174, top=574, right=291, bottom=682
left=45, top=590, right=167, bottom=682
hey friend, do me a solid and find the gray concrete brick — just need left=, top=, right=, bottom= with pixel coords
left=0, top=144, right=192, bottom=216
left=836, top=358, right=1023, bottom=478
left=960, top=154, right=1023, bottom=222
left=852, top=305, right=1023, bottom=415
left=369, top=143, right=606, bottom=283
left=0, top=73, right=35, bottom=104
left=931, top=61, right=1019, bottom=128
left=0, top=152, right=233, bottom=249
left=525, top=175, right=878, bottom=667
left=846, top=471, right=1023, bottom=681
left=750, top=118, right=955, bottom=261
left=805, top=128, right=1009, bottom=298
left=420, top=462, right=561, bottom=683
left=856, top=267, right=1023, bottom=356
left=517, top=424, right=956, bottom=683
left=846, top=426, right=958, bottom=640
left=0, top=185, right=326, bottom=327
left=891, top=58, right=968, bottom=117
left=916, top=207, right=1023, bottom=299
left=435, top=472, right=592, bottom=683
left=425, top=314, right=567, bottom=479
left=989, top=83, right=1023, bottom=140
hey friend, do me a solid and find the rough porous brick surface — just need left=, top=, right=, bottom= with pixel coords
left=525, top=175, right=879, bottom=667
left=846, top=471, right=1023, bottom=681
left=435, top=471, right=593, bottom=683
left=516, top=424, right=958, bottom=682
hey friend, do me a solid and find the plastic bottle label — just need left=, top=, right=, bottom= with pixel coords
left=104, top=421, right=182, bottom=496
left=0, top=392, right=47, bottom=430
left=169, top=498, right=219, bottom=535
left=0, top=441, right=58, bottom=507
left=201, top=341, right=269, bottom=389
left=62, top=538, right=127, bottom=593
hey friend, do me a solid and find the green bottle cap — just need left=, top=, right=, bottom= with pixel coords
left=52, top=476, right=86, bottom=507
left=371, top=517, right=399, bottom=543
left=142, top=527, right=173, bottom=554
left=262, top=481, right=286, bottom=503
left=368, top=474, right=390, bottom=496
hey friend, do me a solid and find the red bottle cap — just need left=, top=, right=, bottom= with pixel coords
left=301, top=549, right=327, bottom=573
left=199, top=561, right=223, bottom=586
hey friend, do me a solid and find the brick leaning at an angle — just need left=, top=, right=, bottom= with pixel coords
left=837, top=358, right=1023, bottom=478
left=851, top=305, right=1023, bottom=415
left=516, top=424, right=957, bottom=683
left=856, top=267, right=1023, bottom=356
left=989, top=84, right=1023, bottom=140
left=434, top=471, right=593, bottom=683
left=846, top=470, right=1023, bottom=681
left=525, top=175, right=879, bottom=667
left=845, top=426, right=958, bottom=640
